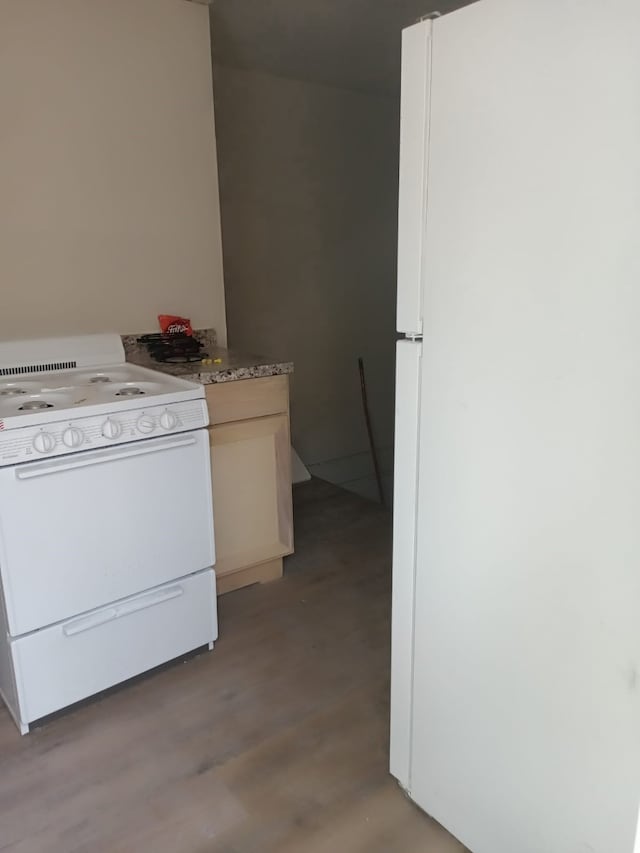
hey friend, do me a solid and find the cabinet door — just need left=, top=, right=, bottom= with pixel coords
left=209, top=413, right=293, bottom=577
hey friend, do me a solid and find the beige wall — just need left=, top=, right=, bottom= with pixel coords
left=213, top=65, right=398, bottom=501
left=0, top=0, right=226, bottom=342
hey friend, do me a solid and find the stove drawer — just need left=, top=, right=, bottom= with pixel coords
left=9, top=568, right=217, bottom=726
left=0, top=430, right=215, bottom=636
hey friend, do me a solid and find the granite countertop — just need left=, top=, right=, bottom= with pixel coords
left=123, top=330, right=293, bottom=385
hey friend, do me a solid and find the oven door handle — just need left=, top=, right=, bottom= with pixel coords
left=62, top=584, right=185, bottom=637
left=16, top=435, right=197, bottom=480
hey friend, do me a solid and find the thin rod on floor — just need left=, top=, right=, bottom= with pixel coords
left=358, top=356, right=384, bottom=504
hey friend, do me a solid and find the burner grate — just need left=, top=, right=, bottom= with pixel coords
left=0, top=361, right=77, bottom=377
left=116, top=387, right=145, bottom=397
left=19, top=401, right=54, bottom=411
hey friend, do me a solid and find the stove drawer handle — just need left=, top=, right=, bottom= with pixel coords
left=62, top=585, right=185, bottom=637
left=16, top=435, right=197, bottom=480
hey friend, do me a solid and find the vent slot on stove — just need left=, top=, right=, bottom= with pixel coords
left=0, top=361, right=77, bottom=377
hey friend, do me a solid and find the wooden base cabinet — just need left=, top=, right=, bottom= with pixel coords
left=205, top=376, right=294, bottom=594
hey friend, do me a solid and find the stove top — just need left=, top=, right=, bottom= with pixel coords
left=0, top=335, right=209, bottom=464
left=0, top=364, right=196, bottom=423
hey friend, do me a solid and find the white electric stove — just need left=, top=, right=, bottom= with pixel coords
left=0, top=334, right=217, bottom=735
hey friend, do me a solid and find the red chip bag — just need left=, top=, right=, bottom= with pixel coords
left=158, top=315, right=193, bottom=336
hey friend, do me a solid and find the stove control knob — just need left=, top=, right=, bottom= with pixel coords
left=137, top=415, right=156, bottom=435
left=33, top=431, right=56, bottom=454
left=62, top=427, right=84, bottom=449
left=102, top=418, right=122, bottom=440
left=159, top=411, right=178, bottom=431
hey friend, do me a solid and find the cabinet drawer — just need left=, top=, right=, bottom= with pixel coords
left=10, top=569, right=217, bottom=725
left=206, top=375, right=289, bottom=425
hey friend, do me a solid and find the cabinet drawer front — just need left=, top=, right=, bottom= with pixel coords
left=206, top=376, right=289, bottom=425
left=11, top=569, right=218, bottom=725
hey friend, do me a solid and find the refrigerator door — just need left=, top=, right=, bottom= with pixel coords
left=396, top=20, right=431, bottom=336
left=406, top=1, right=640, bottom=852
left=390, top=338, right=422, bottom=786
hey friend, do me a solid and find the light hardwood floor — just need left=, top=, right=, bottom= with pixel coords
left=0, top=480, right=466, bottom=853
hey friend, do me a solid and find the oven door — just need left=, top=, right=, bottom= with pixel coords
left=0, top=430, right=215, bottom=636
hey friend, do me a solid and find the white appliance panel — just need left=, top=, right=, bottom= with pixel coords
left=9, top=568, right=217, bottom=726
left=389, top=339, right=421, bottom=786
left=403, top=2, right=640, bottom=852
left=0, top=430, right=215, bottom=636
left=0, top=398, right=208, bottom=466
left=396, top=21, right=431, bottom=336
left=0, top=333, right=125, bottom=374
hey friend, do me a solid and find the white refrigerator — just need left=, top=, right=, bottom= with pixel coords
left=390, top=1, right=640, bottom=852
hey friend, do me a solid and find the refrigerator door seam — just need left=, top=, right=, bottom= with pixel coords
left=406, top=345, right=424, bottom=794
left=389, top=339, right=424, bottom=789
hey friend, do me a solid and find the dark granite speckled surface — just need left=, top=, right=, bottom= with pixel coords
left=122, top=329, right=293, bottom=385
